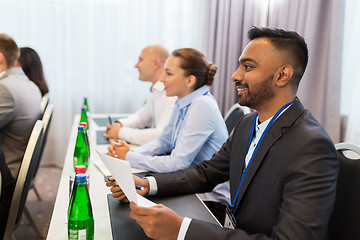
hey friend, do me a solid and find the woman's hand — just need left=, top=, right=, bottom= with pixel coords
left=107, top=140, right=130, bottom=159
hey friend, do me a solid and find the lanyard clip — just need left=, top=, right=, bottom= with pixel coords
left=224, top=205, right=237, bottom=229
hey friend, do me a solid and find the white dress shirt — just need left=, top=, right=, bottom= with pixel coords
left=118, top=80, right=176, bottom=145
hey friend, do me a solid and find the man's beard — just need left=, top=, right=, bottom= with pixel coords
left=237, top=75, right=275, bottom=110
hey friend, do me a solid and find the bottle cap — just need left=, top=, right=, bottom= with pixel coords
left=78, top=125, right=85, bottom=131
left=80, top=122, right=88, bottom=128
left=75, top=173, right=87, bottom=183
left=75, top=165, right=86, bottom=174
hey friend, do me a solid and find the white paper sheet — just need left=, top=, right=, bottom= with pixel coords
left=93, top=160, right=112, bottom=177
left=94, top=151, right=147, bottom=175
left=96, top=150, right=157, bottom=207
left=138, top=194, right=157, bottom=207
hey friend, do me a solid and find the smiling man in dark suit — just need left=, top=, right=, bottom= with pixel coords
left=107, top=27, right=339, bottom=240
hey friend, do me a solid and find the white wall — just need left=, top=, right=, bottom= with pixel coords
left=0, top=0, right=210, bottom=166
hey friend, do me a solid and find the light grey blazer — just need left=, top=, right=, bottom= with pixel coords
left=0, top=67, right=42, bottom=177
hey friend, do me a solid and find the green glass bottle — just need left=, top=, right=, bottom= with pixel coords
left=73, top=126, right=89, bottom=170
left=80, top=106, right=89, bottom=131
left=68, top=173, right=94, bottom=240
left=69, top=165, right=89, bottom=198
left=79, top=122, right=90, bottom=159
left=83, top=97, right=90, bottom=114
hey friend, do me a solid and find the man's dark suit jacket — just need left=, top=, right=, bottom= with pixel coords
left=153, top=98, right=339, bottom=240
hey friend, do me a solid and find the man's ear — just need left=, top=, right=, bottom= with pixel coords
left=153, top=58, right=161, bottom=70
left=186, top=75, right=196, bottom=89
left=275, top=64, right=294, bottom=87
left=0, top=52, right=5, bottom=64
left=0, top=52, right=7, bottom=71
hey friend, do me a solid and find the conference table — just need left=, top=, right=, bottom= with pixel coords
left=46, top=113, right=220, bottom=239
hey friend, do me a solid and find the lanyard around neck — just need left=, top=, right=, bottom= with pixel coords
left=231, top=101, right=293, bottom=208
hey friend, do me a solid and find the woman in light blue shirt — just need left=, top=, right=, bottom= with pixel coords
left=108, top=48, right=230, bottom=222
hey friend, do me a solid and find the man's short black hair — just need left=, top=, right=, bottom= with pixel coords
left=248, top=26, right=308, bottom=87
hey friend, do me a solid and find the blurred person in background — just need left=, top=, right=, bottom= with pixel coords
left=0, top=33, right=42, bottom=178
left=106, top=45, right=176, bottom=145
left=15, top=47, right=49, bottom=97
left=0, top=145, right=15, bottom=239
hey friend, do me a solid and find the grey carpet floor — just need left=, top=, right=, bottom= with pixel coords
left=13, top=166, right=62, bottom=240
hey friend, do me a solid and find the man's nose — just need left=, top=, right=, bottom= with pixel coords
left=231, top=67, right=242, bottom=83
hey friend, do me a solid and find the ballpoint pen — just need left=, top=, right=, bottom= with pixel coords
left=135, top=185, right=145, bottom=191
left=107, top=176, right=144, bottom=191
left=108, top=115, right=112, bottom=125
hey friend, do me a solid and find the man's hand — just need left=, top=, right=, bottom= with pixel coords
left=106, top=175, right=150, bottom=201
left=105, top=122, right=122, bottom=139
left=107, top=140, right=130, bottom=159
left=130, top=202, right=183, bottom=240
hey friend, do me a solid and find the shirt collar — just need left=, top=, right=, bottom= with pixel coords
left=176, top=85, right=209, bottom=110
left=255, top=103, right=293, bottom=134
left=151, top=80, right=165, bottom=92
left=0, top=67, right=24, bottom=80
left=255, top=116, right=271, bottom=135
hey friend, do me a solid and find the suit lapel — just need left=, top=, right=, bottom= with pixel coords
left=233, top=98, right=306, bottom=210
left=229, top=114, right=255, bottom=202
left=233, top=124, right=282, bottom=209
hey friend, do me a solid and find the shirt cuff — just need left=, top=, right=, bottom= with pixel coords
left=177, top=217, right=192, bottom=240
left=144, top=176, right=158, bottom=195
left=117, top=126, right=131, bottom=139
left=117, top=118, right=127, bottom=126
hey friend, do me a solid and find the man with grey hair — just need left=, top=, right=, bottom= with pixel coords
left=106, top=45, right=176, bottom=145
left=0, top=33, right=42, bottom=178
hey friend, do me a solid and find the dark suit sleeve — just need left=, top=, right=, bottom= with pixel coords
left=271, top=135, right=339, bottom=239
